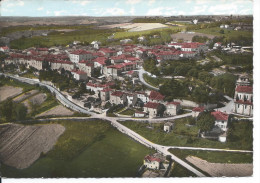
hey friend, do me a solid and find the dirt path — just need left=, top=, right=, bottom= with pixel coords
left=0, top=123, right=65, bottom=169
left=186, top=156, right=253, bottom=177
left=0, top=86, right=23, bottom=102
left=36, top=105, right=74, bottom=117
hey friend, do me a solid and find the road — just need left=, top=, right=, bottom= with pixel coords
left=136, top=68, right=159, bottom=91
left=1, top=73, right=253, bottom=177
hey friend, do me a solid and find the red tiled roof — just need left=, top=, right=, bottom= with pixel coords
left=70, top=49, right=92, bottom=55
left=111, top=91, right=124, bottom=97
left=101, top=88, right=113, bottom=92
left=144, top=155, right=161, bottom=163
left=211, top=111, right=229, bottom=121
left=72, top=70, right=87, bottom=75
left=107, top=62, right=136, bottom=69
left=111, top=54, right=126, bottom=60
left=192, top=106, right=205, bottom=112
left=149, top=91, right=165, bottom=101
left=0, top=46, right=9, bottom=50
left=236, top=86, right=253, bottom=93
left=144, top=102, right=160, bottom=109
left=167, top=102, right=180, bottom=106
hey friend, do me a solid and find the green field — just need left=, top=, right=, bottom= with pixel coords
left=10, top=27, right=120, bottom=49
left=119, top=119, right=253, bottom=150
left=169, top=149, right=253, bottom=164
left=194, top=27, right=252, bottom=40
left=0, top=120, right=155, bottom=178
left=119, top=108, right=135, bottom=116
left=114, top=26, right=184, bottom=39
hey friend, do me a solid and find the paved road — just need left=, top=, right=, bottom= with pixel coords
left=136, top=68, right=159, bottom=91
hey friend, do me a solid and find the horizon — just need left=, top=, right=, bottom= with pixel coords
left=0, top=0, right=253, bottom=17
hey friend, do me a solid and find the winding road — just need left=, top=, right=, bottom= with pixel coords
left=1, top=72, right=253, bottom=177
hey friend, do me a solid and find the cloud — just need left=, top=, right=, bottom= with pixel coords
left=146, top=7, right=177, bottom=16
left=5, top=0, right=24, bottom=7
left=101, top=8, right=126, bottom=16
left=148, top=0, right=156, bottom=6
left=130, top=7, right=135, bottom=15
left=69, top=0, right=92, bottom=6
left=37, top=7, right=44, bottom=11
left=126, top=0, right=141, bottom=5
left=54, top=10, right=67, bottom=16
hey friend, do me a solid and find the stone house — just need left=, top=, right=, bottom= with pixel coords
left=164, top=102, right=181, bottom=116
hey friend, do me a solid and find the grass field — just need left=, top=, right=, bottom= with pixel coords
left=170, top=162, right=197, bottom=177
left=169, top=149, right=253, bottom=164
left=119, top=119, right=253, bottom=150
left=10, top=27, right=120, bottom=49
left=119, top=108, right=135, bottom=116
left=0, top=120, right=155, bottom=178
left=194, top=27, right=252, bottom=40
left=114, top=26, right=184, bottom=39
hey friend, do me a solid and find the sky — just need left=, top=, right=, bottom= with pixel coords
left=0, top=0, right=253, bottom=17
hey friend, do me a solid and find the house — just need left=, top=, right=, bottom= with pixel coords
left=165, top=102, right=181, bottom=116
left=103, top=62, right=136, bottom=79
left=236, top=74, right=251, bottom=86
left=69, top=50, right=93, bottom=63
left=143, top=154, right=169, bottom=170
left=136, top=91, right=149, bottom=104
left=91, top=41, right=101, bottom=49
left=138, top=36, right=146, bottom=42
left=134, top=111, right=146, bottom=118
left=71, top=70, right=88, bottom=81
left=192, top=106, right=205, bottom=118
left=99, top=48, right=117, bottom=57
left=100, top=88, right=113, bottom=101
left=143, top=155, right=162, bottom=170
left=78, top=60, right=94, bottom=77
left=164, top=122, right=174, bottom=132
left=0, top=46, right=9, bottom=53
left=120, top=39, right=133, bottom=44
left=50, top=60, right=74, bottom=71
left=110, top=91, right=127, bottom=105
left=149, top=91, right=165, bottom=103
left=234, top=85, right=253, bottom=116
left=143, top=102, right=160, bottom=118
left=211, top=111, right=229, bottom=132
left=213, top=42, right=222, bottom=49
left=86, top=82, right=113, bottom=93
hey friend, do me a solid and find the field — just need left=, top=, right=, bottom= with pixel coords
left=9, top=27, right=119, bottom=49
left=171, top=32, right=216, bottom=42
left=186, top=156, right=252, bottom=177
left=0, top=85, right=23, bottom=102
left=169, top=149, right=253, bottom=164
left=100, top=23, right=169, bottom=32
left=36, top=105, right=74, bottom=118
left=0, top=123, right=65, bottom=169
left=119, top=119, right=253, bottom=150
left=0, top=120, right=154, bottom=178
left=114, top=26, right=184, bottom=39
left=194, top=27, right=252, bottom=40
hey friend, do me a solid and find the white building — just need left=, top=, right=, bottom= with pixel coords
left=69, top=50, right=93, bottom=63
left=164, top=122, right=174, bottom=132
left=211, top=111, right=229, bottom=132
left=164, top=102, right=181, bottom=116
left=71, top=70, right=88, bottom=81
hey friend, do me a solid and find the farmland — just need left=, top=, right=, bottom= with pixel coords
left=0, top=120, right=154, bottom=178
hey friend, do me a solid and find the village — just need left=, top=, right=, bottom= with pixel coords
left=0, top=14, right=254, bottom=178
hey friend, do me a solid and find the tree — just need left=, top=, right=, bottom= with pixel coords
left=157, top=104, right=166, bottom=117
left=196, top=112, right=215, bottom=132
left=14, top=103, right=27, bottom=121
left=219, top=29, right=225, bottom=34
left=0, top=99, right=13, bottom=121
